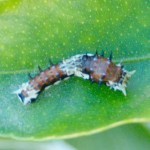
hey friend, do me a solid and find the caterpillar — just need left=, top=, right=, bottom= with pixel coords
left=14, top=51, right=136, bottom=105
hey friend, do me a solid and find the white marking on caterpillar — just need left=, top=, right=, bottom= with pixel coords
left=59, top=54, right=91, bottom=80
left=54, top=80, right=61, bottom=85
left=59, top=54, right=84, bottom=76
left=64, top=77, right=70, bottom=80
left=45, top=85, right=52, bottom=90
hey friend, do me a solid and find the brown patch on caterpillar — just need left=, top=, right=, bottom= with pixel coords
left=105, top=63, right=123, bottom=82
left=81, top=53, right=120, bottom=82
left=82, top=52, right=122, bottom=82
left=29, top=65, right=67, bottom=91
left=81, top=51, right=135, bottom=95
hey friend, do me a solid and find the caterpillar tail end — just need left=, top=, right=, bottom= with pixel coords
left=13, top=82, right=39, bottom=105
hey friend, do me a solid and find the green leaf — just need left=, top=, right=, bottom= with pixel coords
left=0, top=0, right=149, bottom=140
left=0, top=124, right=149, bottom=150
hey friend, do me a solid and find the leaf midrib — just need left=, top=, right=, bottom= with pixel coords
left=0, top=54, right=150, bottom=75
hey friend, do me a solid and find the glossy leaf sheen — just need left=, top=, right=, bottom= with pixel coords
left=0, top=0, right=150, bottom=139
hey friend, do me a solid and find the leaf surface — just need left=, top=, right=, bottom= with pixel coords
left=0, top=0, right=149, bottom=140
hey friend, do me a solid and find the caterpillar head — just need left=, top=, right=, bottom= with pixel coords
left=107, top=70, right=136, bottom=95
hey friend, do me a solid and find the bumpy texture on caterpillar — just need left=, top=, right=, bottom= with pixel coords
left=14, top=51, right=136, bottom=105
